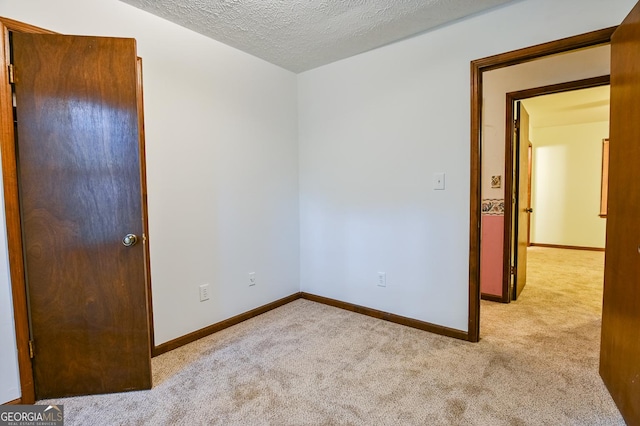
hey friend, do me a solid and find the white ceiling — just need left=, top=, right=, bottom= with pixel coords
left=117, top=0, right=517, bottom=73
left=522, top=85, right=610, bottom=129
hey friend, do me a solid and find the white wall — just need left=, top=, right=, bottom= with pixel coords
left=530, top=121, right=608, bottom=248
left=0, top=157, right=20, bottom=403
left=298, top=0, right=634, bottom=331
left=0, top=0, right=299, bottom=402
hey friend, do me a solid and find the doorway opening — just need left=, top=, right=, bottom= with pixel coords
left=503, top=77, right=610, bottom=304
left=468, top=27, right=615, bottom=342
left=480, top=82, right=611, bottom=343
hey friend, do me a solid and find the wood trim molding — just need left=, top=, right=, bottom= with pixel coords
left=468, top=57, right=482, bottom=343
left=507, top=75, right=610, bottom=101
left=2, top=398, right=22, bottom=405
left=471, top=27, right=616, bottom=73
left=529, top=243, right=605, bottom=252
left=301, top=292, right=469, bottom=341
left=152, top=293, right=302, bottom=356
left=136, top=57, right=155, bottom=354
left=0, top=17, right=56, bottom=34
left=154, top=291, right=471, bottom=356
left=469, top=27, right=615, bottom=343
left=502, top=94, right=515, bottom=303
left=481, top=293, right=505, bottom=303
left=600, top=138, right=610, bottom=218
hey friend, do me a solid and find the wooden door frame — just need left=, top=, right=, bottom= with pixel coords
left=0, top=16, right=154, bottom=404
left=468, top=27, right=615, bottom=342
left=527, top=142, right=532, bottom=247
left=502, top=75, right=611, bottom=303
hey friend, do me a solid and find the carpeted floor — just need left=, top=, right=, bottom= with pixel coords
left=40, top=247, right=624, bottom=425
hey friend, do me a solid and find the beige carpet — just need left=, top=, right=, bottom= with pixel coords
left=40, top=247, right=624, bottom=425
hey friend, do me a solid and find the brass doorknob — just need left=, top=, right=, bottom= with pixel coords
left=525, top=208, right=533, bottom=213
left=122, top=234, right=138, bottom=247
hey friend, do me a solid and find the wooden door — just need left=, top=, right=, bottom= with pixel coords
left=600, top=1, right=640, bottom=423
left=12, top=33, right=151, bottom=398
left=512, top=102, right=531, bottom=300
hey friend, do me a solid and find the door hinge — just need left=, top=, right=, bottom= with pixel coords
left=28, top=340, right=34, bottom=359
left=510, top=265, right=515, bottom=275
left=8, top=64, right=14, bottom=84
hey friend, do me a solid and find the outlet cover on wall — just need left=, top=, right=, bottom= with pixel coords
left=199, top=284, right=210, bottom=302
left=377, top=272, right=386, bottom=287
left=248, top=272, right=256, bottom=286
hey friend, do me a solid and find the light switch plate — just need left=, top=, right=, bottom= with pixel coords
left=199, top=284, right=210, bottom=302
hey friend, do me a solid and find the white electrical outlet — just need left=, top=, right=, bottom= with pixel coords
left=377, top=272, right=386, bottom=287
left=248, top=272, right=256, bottom=286
left=199, top=284, right=210, bottom=302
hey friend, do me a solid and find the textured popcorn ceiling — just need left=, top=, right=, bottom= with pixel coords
left=118, top=0, right=516, bottom=73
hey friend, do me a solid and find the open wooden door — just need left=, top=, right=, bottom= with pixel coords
left=12, top=32, right=151, bottom=398
left=600, top=1, right=640, bottom=424
left=512, top=102, right=531, bottom=301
